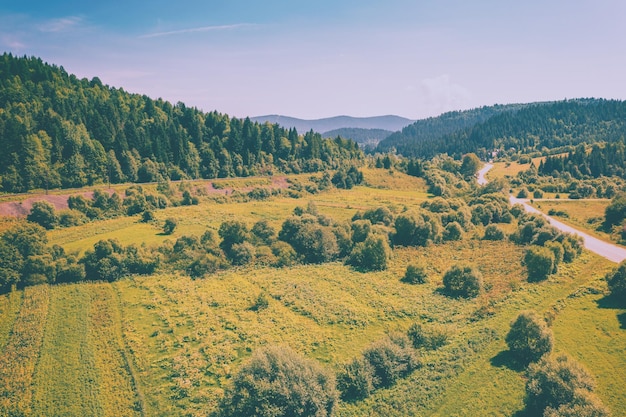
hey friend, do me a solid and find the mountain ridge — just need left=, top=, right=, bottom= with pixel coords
left=250, top=114, right=414, bottom=134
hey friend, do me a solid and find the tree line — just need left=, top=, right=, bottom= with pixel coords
left=0, top=54, right=362, bottom=193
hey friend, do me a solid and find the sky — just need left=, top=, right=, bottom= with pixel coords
left=1, top=0, right=625, bottom=120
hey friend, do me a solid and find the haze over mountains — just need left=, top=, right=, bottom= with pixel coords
left=250, top=115, right=414, bottom=135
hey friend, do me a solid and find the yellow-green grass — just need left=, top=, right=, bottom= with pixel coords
left=417, top=253, right=615, bottom=417
left=1, top=244, right=623, bottom=416
left=113, top=239, right=527, bottom=416
left=4, top=168, right=625, bottom=416
left=531, top=199, right=615, bottom=243
left=361, top=167, right=428, bottom=191
left=487, top=158, right=538, bottom=180
left=47, top=171, right=431, bottom=253
left=0, top=285, right=50, bottom=416
left=0, top=290, right=22, bottom=351
left=551, top=284, right=626, bottom=413
left=32, top=283, right=141, bottom=417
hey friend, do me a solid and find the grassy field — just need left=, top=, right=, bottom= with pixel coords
left=530, top=199, right=619, bottom=244
left=1, top=168, right=625, bottom=416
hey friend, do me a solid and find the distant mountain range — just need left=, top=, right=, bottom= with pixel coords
left=250, top=115, right=414, bottom=135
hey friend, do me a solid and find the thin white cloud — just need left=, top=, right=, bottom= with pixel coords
left=420, top=74, right=471, bottom=115
left=38, top=16, right=83, bottom=33
left=1, top=35, right=26, bottom=50
left=140, top=23, right=257, bottom=39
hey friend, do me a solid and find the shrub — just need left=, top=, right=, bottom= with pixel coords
left=219, top=220, right=249, bottom=254
left=517, top=188, right=529, bottom=198
left=141, top=210, right=155, bottom=223
left=187, top=253, right=225, bottom=278
left=401, top=264, right=428, bottom=284
left=443, top=221, right=463, bottom=241
left=363, top=334, right=418, bottom=389
left=216, top=345, right=338, bottom=417
left=81, top=239, right=127, bottom=282
left=505, top=311, right=553, bottom=364
left=337, top=358, right=375, bottom=401
left=251, top=220, right=276, bottom=244
left=524, top=246, right=555, bottom=282
left=163, top=218, right=177, bottom=235
left=606, top=260, right=626, bottom=302
left=347, top=234, right=390, bottom=271
left=543, top=393, right=610, bottom=417
left=442, top=264, right=483, bottom=298
left=525, top=355, right=602, bottom=416
left=229, top=242, right=255, bottom=266
left=271, top=241, right=298, bottom=267
left=483, top=224, right=505, bottom=241
left=351, top=219, right=372, bottom=243
left=407, top=323, right=448, bottom=350
left=604, top=192, right=626, bottom=228
left=57, top=209, right=88, bottom=227
left=27, top=201, right=58, bottom=229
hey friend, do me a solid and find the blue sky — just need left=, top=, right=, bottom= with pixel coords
left=1, top=1, right=625, bottom=119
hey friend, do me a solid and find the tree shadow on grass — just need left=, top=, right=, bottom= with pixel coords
left=596, top=295, right=626, bottom=330
left=596, top=294, right=622, bottom=309
left=490, top=350, right=527, bottom=372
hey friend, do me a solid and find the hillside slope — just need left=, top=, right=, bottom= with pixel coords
left=377, top=99, right=626, bottom=159
left=0, top=54, right=362, bottom=193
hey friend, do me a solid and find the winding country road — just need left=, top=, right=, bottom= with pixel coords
left=481, top=163, right=626, bottom=264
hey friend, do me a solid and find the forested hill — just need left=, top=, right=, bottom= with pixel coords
left=0, top=54, right=362, bottom=193
left=376, top=103, right=529, bottom=156
left=376, top=99, right=626, bottom=159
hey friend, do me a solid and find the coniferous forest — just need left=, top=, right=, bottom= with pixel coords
left=377, top=99, right=626, bottom=159
left=0, top=54, right=362, bottom=193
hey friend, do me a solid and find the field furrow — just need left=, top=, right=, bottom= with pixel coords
left=0, top=285, right=50, bottom=416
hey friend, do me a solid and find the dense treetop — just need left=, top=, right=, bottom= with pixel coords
left=0, top=54, right=362, bottom=193
left=377, top=99, right=626, bottom=159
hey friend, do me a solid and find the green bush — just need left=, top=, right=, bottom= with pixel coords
left=524, top=246, right=555, bottom=282
left=483, top=224, right=505, bottom=240
left=216, top=345, right=338, bottom=417
left=401, top=264, right=428, bottom=284
left=337, top=358, right=375, bottom=401
left=443, top=221, right=463, bottom=241
left=442, top=264, right=483, bottom=298
left=229, top=242, right=255, bottom=266
left=363, top=334, right=418, bottom=389
left=505, top=311, right=553, bottom=364
left=163, top=218, right=177, bottom=235
left=141, top=210, right=155, bottom=223
left=525, top=355, right=605, bottom=416
left=27, top=201, right=58, bottom=229
left=606, top=260, right=626, bottom=302
left=407, top=323, right=449, bottom=350
left=347, top=234, right=390, bottom=271
left=58, top=209, right=88, bottom=227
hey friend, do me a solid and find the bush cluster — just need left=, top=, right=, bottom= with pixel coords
left=216, top=345, right=338, bottom=417
left=338, top=333, right=418, bottom=402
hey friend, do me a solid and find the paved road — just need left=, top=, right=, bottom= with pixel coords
left=479, top=163, right=626, bottom=264
left=476, top=163, right=493, bottom=186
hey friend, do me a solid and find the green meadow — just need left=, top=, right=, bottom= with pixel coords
left=0, top=168, right=625, bottom=416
